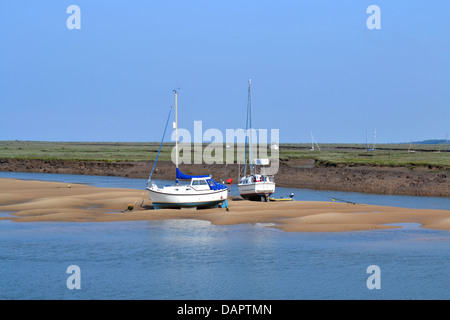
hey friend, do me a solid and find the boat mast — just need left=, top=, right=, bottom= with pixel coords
left=248, top=79, right=254, bottom=175
left=440, top=133, right=448, bottom=152
left=174, top=89, right=178, bottom=169
left=373, top=128, right=376, bottom=150
left=311, top=131, right=320, bottom=151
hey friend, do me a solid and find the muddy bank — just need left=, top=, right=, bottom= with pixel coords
left=0, top=158, right=449, bottom=197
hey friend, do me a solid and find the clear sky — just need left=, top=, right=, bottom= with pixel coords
left=1, top=0, right=449, bottom=143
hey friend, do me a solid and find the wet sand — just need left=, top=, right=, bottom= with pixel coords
left=1, top=178, right=449, bottom=232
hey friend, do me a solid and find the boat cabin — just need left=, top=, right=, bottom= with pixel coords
left=190, top=177, right=227, bottom=191
left=239, top=174, right=273, bottom=185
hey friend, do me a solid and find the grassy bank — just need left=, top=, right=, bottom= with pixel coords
left=1, top=140, right=449, bottom=168
left=0, top=141, right=168, bottom=162
left=280, top=143, right=450, bottom=168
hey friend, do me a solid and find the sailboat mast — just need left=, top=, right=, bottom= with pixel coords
left=366, top=129, right=369, bottom=150
left=446, top=133, right=448, bottom=149
left=174, top=89, right=178, bottom=169
left=373, top=128, right=376, bottom=150
left=248, top=79, right=254, bottom=175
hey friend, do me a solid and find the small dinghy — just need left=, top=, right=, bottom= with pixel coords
left=269, top=198, right=293, bottom=202
left=269, top=193, right=294, bottom=202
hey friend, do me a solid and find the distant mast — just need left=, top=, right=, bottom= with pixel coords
left=366, top=128, right=376, bottom=151
left=373, top=128, right=376, bottom=150
left=366, top=129, right=369, bottom=150
left=248, top=79, right=253, bottom=175
left=445, top=133, right=449, bottom=152
left=310, top=131, right=320, bottom=151
left=244, top=79, right=253, bottom=177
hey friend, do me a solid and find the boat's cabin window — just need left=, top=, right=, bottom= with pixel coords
left=192, top=179, right=208, bottom=186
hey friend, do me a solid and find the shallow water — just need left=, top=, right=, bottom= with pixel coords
left=0, top=172, right=449, bottom=300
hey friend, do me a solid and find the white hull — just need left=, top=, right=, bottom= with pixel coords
left=238, top=181, right=275, bottom=201
left=147, top=184, right=228, bottom=209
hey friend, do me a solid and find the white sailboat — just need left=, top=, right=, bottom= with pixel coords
left=146, top=90, right=229, bottom=209
left=238, top=80, right=276, bottom=202
left=310, top=131, right=320, bottom=151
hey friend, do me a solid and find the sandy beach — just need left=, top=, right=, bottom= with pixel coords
left=1, top=178, right=449, bottom=232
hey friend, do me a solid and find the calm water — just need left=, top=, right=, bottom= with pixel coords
left=0, top=172, right=449, bottom=300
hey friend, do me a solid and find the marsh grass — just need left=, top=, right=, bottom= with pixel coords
left=1, top=140, right=449, bottom=168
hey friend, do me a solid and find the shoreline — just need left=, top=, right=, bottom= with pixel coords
left=0, top=178, right=449, bottom=232
left=1, top=158, right=449, bottom=197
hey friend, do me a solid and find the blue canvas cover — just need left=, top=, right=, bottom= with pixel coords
left=206, top=179, right=228, bottom=190
left=175, top=168, right=227, bottom=190
left=176, top=168, right=210, bottom=180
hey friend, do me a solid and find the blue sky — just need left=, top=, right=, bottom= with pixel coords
left=0, top=0, right=449, bottom=143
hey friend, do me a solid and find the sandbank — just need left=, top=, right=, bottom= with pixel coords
left=0, top=178, right=449, bottom=232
